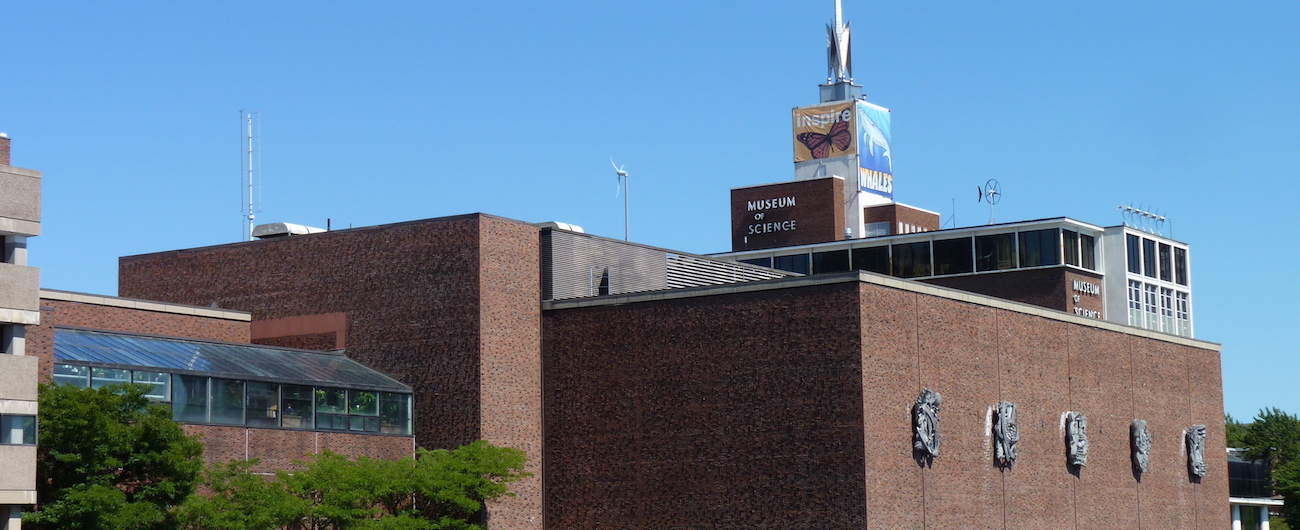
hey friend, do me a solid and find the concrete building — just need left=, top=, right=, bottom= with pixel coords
left=0, top=133, right=40, bottom=530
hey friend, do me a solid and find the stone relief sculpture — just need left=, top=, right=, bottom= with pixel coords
left=1187, top=424, right=1208, bottom=477
left=913, top=389, right=942, bottom=458
left=1131, top=419, right=1152, bottom=474
left=1066, top=412, right=1089, bottom=467
left=993, top=401, right=1019, bottom=467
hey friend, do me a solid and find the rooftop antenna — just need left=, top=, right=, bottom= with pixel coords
left=239, top=110, right=262, bottom=241
left=977, top=179, right=1001, bottom=224
left=611, top=157, right=630, bottom=241
left=1118, top=205, right=1167, bottom=236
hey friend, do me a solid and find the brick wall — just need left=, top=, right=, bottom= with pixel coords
left=182, top=424, right=414, bottom=473
left=118, top=213, right=544, bottom=530
left=731, top=178, right=845, bottom=251
left=921, top=266, right=1106, bottom=319
left=0, top=135, right=10, bottom=166
left=542, top=277, right=1227, bottom=529
left=543, top=282, right=868, bottom=529
left=863, top=203, right=941, bottom=234
left=30, top=298, right=250, bottom=381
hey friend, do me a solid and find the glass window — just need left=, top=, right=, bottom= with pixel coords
left=812, top=250, right=850, bottom=274
left=852, top=246, right=890, bottom=275
left=1128, top=280, right=1144, bottom=328
left=1174, top=248, right=1188, bottom=285
left=245, top=382, right=280, bottom=428
left=317, top=413, right=348, bottom=430
left=1158, top=244, right=1172, bottom=282
left=1063, top=230, right=1079, bottom=267
left=863, top=221, right=890, bottom=238
left=173, top=375, right=209, bottom=423
left=380, top=393, right=412, bottom=435
left=316, top=387, right=347, bottom=414
left=1144, top=284, right=1159, bottom=331
left=348, top=390, right=379, bottom=416
left=1126, top=234, right=1141, bottom=274
left=210, top=378, right=245, bottom=426
left=1018, top=229, right=1059, bottom=268
left=1142, top=239, right=1157, bottom=278
left=976, top=233, right=1016, bottom=271
left=1176, top=292, right=1190, bottom=337
left=1160, top=288, right=1176, bottom=334
left=932, top=238, right=973, bottom=276
left=281, top=384, right=314, bottom=429
left=132, top=371, right=170, bottom=401
left=91, top=368, right=131, bottom=389
left=53, top=364, right=89, bottom=388
left=891, top=241, right=931, bottom=278
left=772, top=254, right=810, bottom=275
left=738, top=257, right=771, bottom=268
left=1080, top=234, right=1096, bottom=270
left=350, top=416, right=380, bottom=433
left=316, top=387, right=348, bottom=430
left=0, top=415, right=36, bottom=445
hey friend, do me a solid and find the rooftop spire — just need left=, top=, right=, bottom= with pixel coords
left=827, top=0, right=852, bottom=84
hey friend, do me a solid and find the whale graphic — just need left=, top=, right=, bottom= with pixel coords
left=860, top=115, right=892, bottom=173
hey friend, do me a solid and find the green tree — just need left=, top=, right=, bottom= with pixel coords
left=1227, top=413, right=1250, bottom=448
left=178, top=440, right=529, bottom=530
left=25, top=382, right=205, bottom=530
left=1244, top=408, right=1300, bottom=471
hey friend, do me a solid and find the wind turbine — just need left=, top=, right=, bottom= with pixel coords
left=612, top=157, right=630, bottom=241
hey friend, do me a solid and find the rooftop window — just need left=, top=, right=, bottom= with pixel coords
left=52, top=328, right=412, bottom=435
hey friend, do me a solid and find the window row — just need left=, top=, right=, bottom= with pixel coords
left=1126, top=281, right=1191, bottom=337
left=1125, top=234, right=1188, bottom=285
left=0, top=414, right=36, bottom=445
left=743, top=228, right=1096, bottom=279
left=53, top=364, right=412, bottom=435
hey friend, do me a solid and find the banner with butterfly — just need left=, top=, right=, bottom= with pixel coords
left=792, top=102, right=857, bottom=162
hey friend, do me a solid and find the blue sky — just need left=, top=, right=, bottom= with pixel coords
left=4, top=1, right=1298, bottom=421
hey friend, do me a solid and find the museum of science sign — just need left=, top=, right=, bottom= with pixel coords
left=730, top=178, right=844, bottom=252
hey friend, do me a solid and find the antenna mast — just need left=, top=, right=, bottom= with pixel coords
left=240, top=110, right=261, bottom=241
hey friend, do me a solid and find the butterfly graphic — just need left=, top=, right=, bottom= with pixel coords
left=797, top=119, right=853, bottom=159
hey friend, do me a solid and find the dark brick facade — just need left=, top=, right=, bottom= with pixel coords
left=864, top=203, right=941, bottom=234
left=117, top=214, right=543, bottom=530
left=731, top=177, right=845, bottom=251
left=543, top=275, right=1227, bottom=529
left=922, top=266, right=1107, bottom=320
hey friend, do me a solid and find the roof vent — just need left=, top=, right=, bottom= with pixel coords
left=535, top=221, right=585, bottom=233
left=252, top=222, right=326, bottom=239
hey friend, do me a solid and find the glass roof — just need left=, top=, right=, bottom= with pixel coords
left=54, top=328, right=410, bottom=393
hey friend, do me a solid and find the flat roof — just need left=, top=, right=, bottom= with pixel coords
left=54, top=327, right=411, bottom=393
left=543, top=270, right=1220, bottom=351
left=41, top=289, right=252, bottom=321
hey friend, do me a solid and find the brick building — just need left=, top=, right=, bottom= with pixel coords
left=107, top=213, right=1227, bottom=530
left=28, top=289, right=416, bottom=474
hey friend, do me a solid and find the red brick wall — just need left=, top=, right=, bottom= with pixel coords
left=30, top=298, right=250, bottom=381
left=543, top=283, right=867, bottom=529
left=863, top=203, right=941, bottom=234
left=731, top=178, right=845, bottom=251
left=182, top=424, right=414, bottom=473
left=542, top=278, right=1226, bottom=529
left=921, top=266, right=1107, bottom=319
left=118, top=214, right=544, bottom=530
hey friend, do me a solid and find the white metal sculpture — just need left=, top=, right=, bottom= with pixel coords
left=827, top=0, right=853, bottom=83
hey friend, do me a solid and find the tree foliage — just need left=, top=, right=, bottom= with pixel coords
left=1227, top=414, right=1250, bottom=448
left=177, top=440, right=530, bottom=530
left=25, top=382, right=205, bottom=530
left=1243, top=408, right=1300, bottom=470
